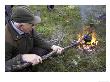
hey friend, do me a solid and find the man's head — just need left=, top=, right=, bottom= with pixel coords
left=11, top=6, right=41, bottom=33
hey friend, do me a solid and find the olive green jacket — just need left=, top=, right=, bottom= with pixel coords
left=5, top=25, right=52, bottom=71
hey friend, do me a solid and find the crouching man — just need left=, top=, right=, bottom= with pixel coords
left=5, top=6, right=64, bottom=72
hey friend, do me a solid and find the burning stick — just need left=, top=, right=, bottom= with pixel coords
left=11, top=40, right=80, bottom=71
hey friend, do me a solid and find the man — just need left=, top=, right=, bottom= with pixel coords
left=5, top=6, right=64, bottom=72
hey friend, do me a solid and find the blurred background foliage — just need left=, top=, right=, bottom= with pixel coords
left=29, top=5, right=106, bottom=72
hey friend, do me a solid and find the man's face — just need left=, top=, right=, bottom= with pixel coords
left=18, top=23, right=35, bottom=33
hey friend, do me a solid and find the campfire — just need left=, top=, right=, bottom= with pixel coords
left=77, top=24, right=98, bottom=52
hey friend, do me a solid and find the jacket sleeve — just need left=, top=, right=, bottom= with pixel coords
left=33, top=29, right=52, bottom=50
left=5, top=42, right=24, bottom=72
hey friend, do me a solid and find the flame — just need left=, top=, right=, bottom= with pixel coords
left=77, top=26, right=98, bottom=52
left=91, top=32, right=96, bottom=44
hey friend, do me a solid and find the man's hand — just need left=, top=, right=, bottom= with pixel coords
left=51, top=45, right=64, bottom=54
left=22, top=54, right=42, bottom=65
